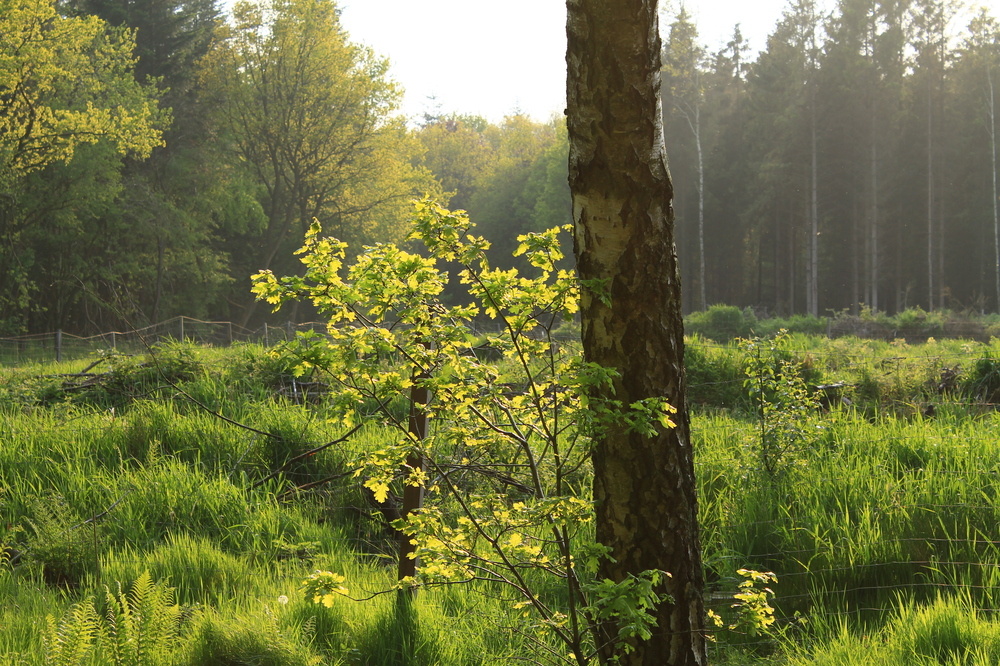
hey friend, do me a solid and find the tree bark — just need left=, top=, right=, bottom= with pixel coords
left=927, top=76, right=935, bottom=309
left=566, top=1, right=706, bottom=664
left=989, top=64, right=999, bottom=311
left=809, top=107, right=819, bottom=317
left=695, top=106, right=706, bottom=312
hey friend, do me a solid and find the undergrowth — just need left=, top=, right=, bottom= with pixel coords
left=2, top=337, right=1000, bottom=663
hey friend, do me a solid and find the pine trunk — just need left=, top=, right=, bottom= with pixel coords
left=989, top=65, right=999, bottom=311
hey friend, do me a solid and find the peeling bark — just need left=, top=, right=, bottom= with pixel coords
left=566, top=1, right=706, bottom=664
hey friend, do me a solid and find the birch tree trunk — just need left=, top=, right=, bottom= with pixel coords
left=927, top=84, right=935, bottom=309
left=566, top=0, right=706, bottom=664
left=870, top=138, right=879, bottom=311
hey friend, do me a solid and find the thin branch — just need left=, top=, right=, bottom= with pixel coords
left=252, top=422, right=364, bottom=489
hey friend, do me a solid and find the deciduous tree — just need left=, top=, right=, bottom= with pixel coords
left=0, top=0, right=166, bottom=331
left=198, top=0, right=436, bottom=325
left=566, top=0, right=706, bottom=663
left=0, top=0, right=164, bottom=187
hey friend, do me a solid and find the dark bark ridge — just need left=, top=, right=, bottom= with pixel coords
left=566, top=0, right=706, bottom=664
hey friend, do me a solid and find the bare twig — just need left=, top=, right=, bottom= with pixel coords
left=252, top=423, right=364, bottom=489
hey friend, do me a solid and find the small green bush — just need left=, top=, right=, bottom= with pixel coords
left=965, top=355, right=1000, bottom=404
left=686, top=305, right=758, bottom=342
left=755, top=314, right=828, bottom=338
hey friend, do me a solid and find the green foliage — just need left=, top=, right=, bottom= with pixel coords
left=44, top=599, right=100, bottom=666
left=103, top=533, right=252, bottom=606
left=415, top=114, right=495, bottom=212
left=255, top=199, right=676, bottom=663
left=0, top=343, right=520, bottom=665
left=965, top=354, right=1000, bottom=404
left=739, top=332, right=821, bottom=479
left=97, top=343, right=204, bottom=406
left=788, top=595, right=1000, bottom=665
left=585, top=570, right=672, bottom=653
left=0, top=0, right=165, bottom=185
left=727, top=570, right=777, bottom=638
left=300, top=571, right=348, bottom=608
left=706, top=569, right=780, bottom=647
left=13, top=327, right=1000, bottom=665
left=43, top=573, right=183, bottom=666
left=686, top=305, right=758, bottom=342
left=100, top=573, right=184, bottom=666
left=696, top=400, right=1000, bottom=636
left=0, top=0, right=171, bottom=332
left=463, top=117, right=571, bottom=274
left=25, top=498, right=98, bottom=590
left=684, top=335, right=747, bottom=409
left=200, top=0, right=438, bottom=324
left=184, top=605, right=322, bottom=666
left=753, top=314, right=829, bottom=338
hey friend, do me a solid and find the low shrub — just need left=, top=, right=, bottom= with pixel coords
left=755, top=314, right=828, bottom=338
left=965, top=354, right=1000, bottom=405
left=686, top=305, right=758, bottom=342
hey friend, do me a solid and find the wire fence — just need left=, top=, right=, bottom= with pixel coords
left=0, top=317, right=517, bottom=367
left=0, top=317, right=331, bottom=366
left=5, top=325, right=1000, bottom=654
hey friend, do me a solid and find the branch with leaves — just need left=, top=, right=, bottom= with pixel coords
left=252, top=199, right=679, bottom=665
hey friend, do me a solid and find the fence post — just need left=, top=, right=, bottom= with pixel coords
left=179, top=316, right=185, bottom=341
left=55, top=329, right=62, bottom=363
left=111, top=331, right=116, bottom=350
left=287, top=320, right=294, bottom=341
left=228, top=321, right=233, bottom=345
left=264, top=323, right=269, bottom=347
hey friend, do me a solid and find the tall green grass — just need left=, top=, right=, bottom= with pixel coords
left=786, top=594, right=1000, bottom=665
left=6, top=339, right=1000, bottom=664
left=0, top=342, right=536, bottom=665
left=696, top=409, right=1000, bottom=620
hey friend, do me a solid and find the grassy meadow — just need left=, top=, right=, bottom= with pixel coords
left=3, top=332, right=1000, bottom=664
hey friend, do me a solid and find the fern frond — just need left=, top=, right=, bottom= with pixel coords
left=44, top=600, right=99, bottom=666
left=104, top=581, right=136, bottom=666
left=102, top=572, right=182, bottom=666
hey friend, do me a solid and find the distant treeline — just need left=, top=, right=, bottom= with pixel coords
left=661, top=0, right=1000, bottom=317
left=7, top=0, right=999, bottom=336
left=0, top=0, right=570, bottom=336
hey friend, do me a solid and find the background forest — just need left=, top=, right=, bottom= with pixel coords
left=0, top=0, right=572, bottom=335
left=3, top=0, right=1000, bottom=336
left=663, top=0, right=1000, bottom=318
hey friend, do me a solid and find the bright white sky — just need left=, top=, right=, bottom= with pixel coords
left=336, top=0, right=823, bottom=124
